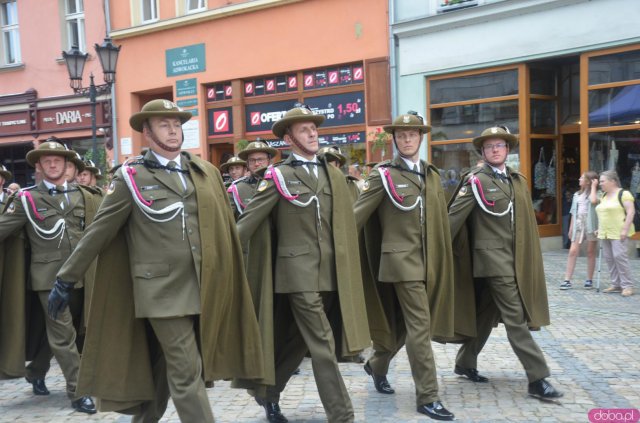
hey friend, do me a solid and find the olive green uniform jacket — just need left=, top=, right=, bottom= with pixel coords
left=447, top=165, right=550, bottom=341
left=0, top=186, right=101, bottom=379
left=55, top=151, right=263, bottom=412
left=355, top=158, right=456, bottom=349
left=233, top=156, right=370, bottom=392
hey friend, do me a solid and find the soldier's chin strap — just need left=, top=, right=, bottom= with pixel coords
left=393, top=134, right=422, bottom=160
left=146, top=124, right=184, bottom=153
left=286, top=134, right=316, bottom=157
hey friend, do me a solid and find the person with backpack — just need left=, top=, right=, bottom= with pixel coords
left=560, top=171, right=599, bottom=290
left=594, top=170, right=636, bottom=297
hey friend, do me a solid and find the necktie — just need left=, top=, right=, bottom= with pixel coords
left=412, top=163, right=422, bottom=184
left=167, top=161, right=185, bottom=192
left=494, top=172, right=508, bottom=183
left=55, top=185, right=70, bottom=206
left=308, top=163, right=317, bottom=182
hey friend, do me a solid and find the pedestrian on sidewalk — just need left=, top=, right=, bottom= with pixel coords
left=560, top=171, right=599, bottom=290
left=448, top=125, right=563, bottom=402
left=595, top=170, right=635, bottom=297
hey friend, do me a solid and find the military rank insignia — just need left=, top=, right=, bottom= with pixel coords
left=6, top=203, right=15, bottom=214
left=457, top=186, right=467, bottom=196
left=106, top=181, right=116, bottom=195
left=257, top=180, right=269, bottom=192
left=362, top=180, right=370, bottom=191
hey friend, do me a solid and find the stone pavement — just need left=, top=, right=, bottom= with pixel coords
left=1, top=249, right=638, bottom=422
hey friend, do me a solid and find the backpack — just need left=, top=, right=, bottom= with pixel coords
left=616, top=190, right=640, bottom=232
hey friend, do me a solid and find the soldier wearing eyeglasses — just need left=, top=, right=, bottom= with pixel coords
left=354, top=112, right=456, bottom=421
left=227, top=140, right=277, bottom=219
left=447, top=126, right=563, bottom=402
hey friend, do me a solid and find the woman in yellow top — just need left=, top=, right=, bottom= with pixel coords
left=594, top=170, right=636, bottom=297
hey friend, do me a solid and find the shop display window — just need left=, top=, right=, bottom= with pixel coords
left=588, top=84, right=640, bottom=128
left=430, top=142, right=480, bottom=201
left=588, top=130, right=640, bottom=195
left=588, top=49, right=640, bottom=85
left=530, top=99, right=556, bottom=134
left=430, top=100, right=519, bottom=141
left=530, top=139, right=557, bottom=225
left=429, top=69, right=517, bottom=104
left=530, top=68, right=556, bottom=96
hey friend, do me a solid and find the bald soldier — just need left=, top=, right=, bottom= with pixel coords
left=227, top=140, right=277, bottom=219
left=448, top=126, right=563, bottom=402
left=0, top=141, right=101, bottom=414
left=48, top=99, right=263, bottom=422
left=234, top=105, right=369, bottom=423
left=353, top=112, right=455, bottom=421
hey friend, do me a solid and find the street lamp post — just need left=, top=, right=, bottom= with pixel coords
left=62, top=37, right=120, bottom=168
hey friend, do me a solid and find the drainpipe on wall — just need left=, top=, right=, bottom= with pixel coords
left=388, top=0, right=398, bottom=157
left=104, top=0, right=119, bottom=166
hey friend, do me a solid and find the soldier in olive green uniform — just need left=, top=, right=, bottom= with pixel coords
left=228, top=141, right=277, bottom=218
left=236, top=105, right=370, bottom=423
left=48, top=99, right=263, bottom=422
left=0, top=141, right=98, bottom=414
left=221, top=155, right=247, bottom=188
left=448, top=126, right=563, bottom=401
left=0, top=165, right=12, bottom=207
left=318, top=146, right=361, bottom=204
left=76, top=159, right=105, bottom=191
left=354, top=112, right=455, bottom=421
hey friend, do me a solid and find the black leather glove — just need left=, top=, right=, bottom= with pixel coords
left=48, top=278, right=75, bottom=320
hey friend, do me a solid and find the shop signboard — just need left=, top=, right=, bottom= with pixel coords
left=264, top=131, right=365, bottom=149
left=176, top=78, right=197, bottom=97
left=0, top=111, right=30, bottom=135
left=38, top=103, right=107, bottom=131
left=177, top=98, right=197, bottom=108
left=207, top=107, right=233, bottom=137
left=304, top=91, right=365, bottom=127
left=165, top=43, right=206, bottom=77
left=245, top=99, right=298, bottom=133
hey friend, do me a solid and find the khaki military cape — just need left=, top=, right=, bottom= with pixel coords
left=0, top=187, right=101, bottom=379
left=76, top=153, right=263, bottom=413
left=446, top=166, right=550, bottom=342
left=360, top=160, right=457, bottom=350
left=234, top=157, right=370, bottom=394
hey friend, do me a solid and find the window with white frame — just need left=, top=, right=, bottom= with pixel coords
left=65, top=0, right=85, bottom=51
left=0, top=0, right=20, bottom=65
left=186, top=0, right=206, bottom=13
left=141, top=0, right=158, bottom=22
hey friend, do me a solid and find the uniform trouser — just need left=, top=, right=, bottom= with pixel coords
left=26, top=289, right=84, bottom=380
left=262, top=291, right=353, bottom=423
left=132, top=316, right=213, bottom=423
left=34, top=291, right=80, bottom=399
left=456, top=276, right=550, bottom=383
left=368, top=281, right=439, bottom=405
left=602, top=238, right=635, bottom=289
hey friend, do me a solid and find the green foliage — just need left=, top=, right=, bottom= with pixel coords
left=236, top=139, right=249, bottom=152
left=84, top=146, right=108, bottom=176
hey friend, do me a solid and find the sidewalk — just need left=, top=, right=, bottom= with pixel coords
left=0, top=250, right=638, bottom=422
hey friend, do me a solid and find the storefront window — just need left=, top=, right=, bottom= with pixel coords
left=531, top=99, right=556, bottom=134
left=430, top=100, right=519, bottom=141
left=560, top=62, right=580, bottom=125
left=588, top=49, right=640, bottom=85
left=530, top=139, right=557, bottom=225
left=429, top=69, right=518, bottom=104
left=588, top=130, right=640, bottom=194
left=588, top=84, right=640, bottom=127
left=530, top=68, right=556, bottom=96
left=431, top=142, right=480, bottom=200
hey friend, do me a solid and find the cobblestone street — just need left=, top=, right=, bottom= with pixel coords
left=1, top=249, right=638, bottom=422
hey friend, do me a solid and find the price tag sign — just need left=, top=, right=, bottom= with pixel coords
left=305, top=91, right=365, bottom=127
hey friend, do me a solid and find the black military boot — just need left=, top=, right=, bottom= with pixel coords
left=263, top=402, right=288, bottom=423
left=364, top=361, right=395, bottom=394
left=25, top=377, right=49, bottom=396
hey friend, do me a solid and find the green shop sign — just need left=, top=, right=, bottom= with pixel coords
left=176, top=78, right=197, bottom=97
left=166, top=44, right=206, bottom=77
left=177, top=98, right=198, bottom=108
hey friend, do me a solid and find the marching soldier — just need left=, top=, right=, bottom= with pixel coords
left=76, top=159, right=105, bottom=191
left=448, top=126, right=563, bottom=401
left=0, top=165, right=12, bottom=207
left=221, top=155, right=247, bottom=187
left=234, top=105, right=370, bottom=423
left=318, top=146, right=361, bottom=204
left=0, top=141, right=101, bottom=414
left=353, top=112, right=455, bottom=421
left=47, top=99, right=263, bottom=422
left=228, top=140, right=277, bottom=218
left=64, top=148, right=86, bottom=185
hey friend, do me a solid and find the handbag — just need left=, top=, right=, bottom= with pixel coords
left=533, top=148, right=547, bottom=190
left=545, top=152, right=556, bottom=196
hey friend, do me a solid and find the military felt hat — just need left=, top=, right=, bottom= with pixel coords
left=83, top=159, right=104, bottom=179
left=472, top=126, right=518, bottom=151
left=220, top=156, right=247, bottom=173
left=238, top=140, right=277, bottom=160
left=68, top=151, right=86, bottom=172
left=0, top=165, right=12, bottom=181
left=26, top=140, right=76, bottom=167
left=272, top=105, right=325, bottom=138
left=383, top=112, right=431, bottom=134
left=129, top=99, right=192, bottom=133
left=318, top=146, right=346, bottom=167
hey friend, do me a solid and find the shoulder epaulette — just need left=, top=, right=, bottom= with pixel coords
left=230, top=176, right=249, bottom=186
left=79, top=185, right=103, bottom=195
left=375, top=160, right=392, bottom=169
left=20, top=185, right=37, bottom=192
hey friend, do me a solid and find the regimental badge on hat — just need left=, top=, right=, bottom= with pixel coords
left=257, top=180, right=269, bottom=192
left=403, top=115, right=411, bottom=123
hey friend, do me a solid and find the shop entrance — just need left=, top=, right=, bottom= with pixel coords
left=209, top=142, right=234, bottom=170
